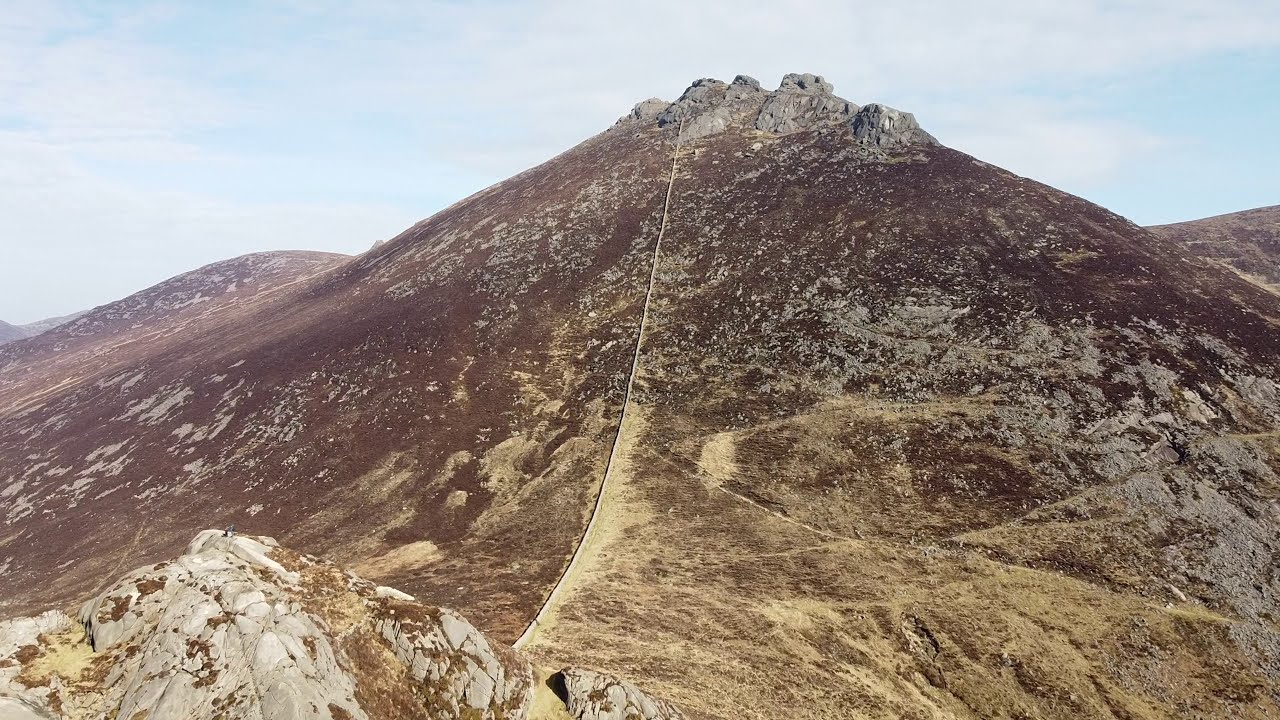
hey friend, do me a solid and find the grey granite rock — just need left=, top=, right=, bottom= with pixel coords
left=777, top=72, right=834, bottom=94
left=754, top=73, right=858, bottom=134
left=727, top=74, right=762, bottom=97
left=372, top=601, right=532, bottom=720
left=627, top=98, right=670, bottom=123
left=0, top=531, right=673, bottom=720
left=74, top=532, right=365, bottom=720
left=0, top=611, right=74, bottom=716
left=656, top=78, right=728, bottom=130
left=0, top=696, right=56, bottom=719
left=557, top=667, right=685, bottom=720
left=0, top=611, right=72, bottom=658
left=850, top=103, right=939, bottom=148
left=621, top=73, right=938, bottom=149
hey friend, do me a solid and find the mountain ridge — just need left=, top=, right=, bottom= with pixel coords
left=0, top=250, right=351, bottom=413
left=0, top=321, right=28, bottom=346
left=20, top=310, right=90, bottom=337
left=1149, top=204, right=1280, bottom=296
left=1, top=74, right=1278, bottom=719
left=623, top=72, right=935, bottom=148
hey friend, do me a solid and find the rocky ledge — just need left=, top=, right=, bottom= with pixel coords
left=0, top=530, right=684, bottom=720
left=622, top=72, right=937, bottom=148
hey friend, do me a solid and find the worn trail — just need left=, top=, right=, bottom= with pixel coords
left=513, top=122, right=684, bottom=650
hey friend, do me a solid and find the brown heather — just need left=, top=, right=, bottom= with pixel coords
left=1, top=75, right=1279, bottom=718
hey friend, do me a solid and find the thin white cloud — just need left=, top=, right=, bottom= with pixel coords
left=0, top=7, right=226, bottom=141
left=0, top=132, right=412, bottom=322
left=270, top=0, right=1277, bottom=179
left=1, top=0, right=1278, bottom=321
left=934, top=99, right=1171, bottom=189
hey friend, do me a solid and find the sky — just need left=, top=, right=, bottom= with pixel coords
left=1, top=1, right=1278, bottom=323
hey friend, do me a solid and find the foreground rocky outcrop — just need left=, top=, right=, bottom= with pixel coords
left=555, top=668, right=685, bottom=720
left=0, top=531, right=682, bottom=720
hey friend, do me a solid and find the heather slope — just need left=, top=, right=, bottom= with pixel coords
left=1150, top=204, right=1280, bottom=294
left=0, top=250, right=351, bottom=406
left=0, top=129, right=675, bottom=643
left=519, top=87, right=1280, bottom=718
left=1, top=75, right=1278, bottom=719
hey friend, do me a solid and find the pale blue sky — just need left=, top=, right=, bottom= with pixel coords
left=1, top=0, right=1278, bottom=323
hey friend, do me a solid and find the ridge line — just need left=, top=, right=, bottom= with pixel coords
left=513, top=120, right=684, bottom=650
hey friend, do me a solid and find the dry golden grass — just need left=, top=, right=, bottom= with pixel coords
left=696, top=432, right=737, bottom=486
left=1052, top=248, right=1103, bottom=268
left=521, top=397, right=1280, bottom=720
left=351, top=540, right=442, bottom=579
left=528, top=667, right=574, bottom=720
left=1208, top=258, right=1280, bottom=298
left=278, top=550, right=369, bottom=636
left=481, top=435, right=542, bottom=497
left=518, top=406, right=656, bottom=647
left=16, top=628, right=95, bottom=688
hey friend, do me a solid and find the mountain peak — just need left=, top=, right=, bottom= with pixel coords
left=776, top=72, right=833, bottom=94
left=620, top=72, right=937, bottom=147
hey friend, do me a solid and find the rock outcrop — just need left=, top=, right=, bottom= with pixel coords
left=556, top=668, right=685, bottom=720
left=627, top=98, right=669, bottom=122
left=655, top=76, right=768, bottom=141
left=754, top=72, right=857, bottom=134
left=0, top=531, right=680, bottom=720
left=0, top=697, right=54, bottom=719
left=624, top=72, right=935, bottom=148
left=0, top=611, right=74, bottom=716
left=373, top=602, right=530, bottom=718
left=850, top=103, right=938, bottom=148
left=73, top=530, right=365, bottom=719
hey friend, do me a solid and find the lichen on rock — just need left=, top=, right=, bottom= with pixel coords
left=0, top=531, right=670, bottom=720
left=555, top=667, right=684, bottom=720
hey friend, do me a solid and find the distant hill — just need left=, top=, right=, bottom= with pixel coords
left=0, top=311, right=90, bottom=348
left=1149, top=204, right=1280, bottom=294
left=0, top=250, right=350, bottom=406
left=20, top=309, right=90, bottom=336
left=0, top=320, right=29, bottom=345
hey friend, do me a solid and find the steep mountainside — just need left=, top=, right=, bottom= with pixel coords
left=15, top=251, right=348, bottom=346
left=0, top=251, right=349, bottom=412
left=1150, top=205, right=1280, bottom=295
left=2, top=74, right=1279, bottom=719
left=0, top=321, right=29, bottom=346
